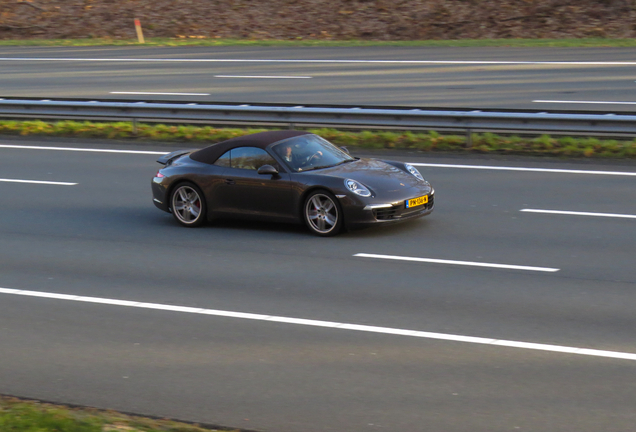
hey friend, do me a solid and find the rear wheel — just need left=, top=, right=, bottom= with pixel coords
left=170, top=183, right=206, bottom=227
left=303, top=190, right=343, bottom=237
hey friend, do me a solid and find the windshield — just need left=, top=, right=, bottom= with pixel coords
left=271, top=134, right=354, bottom=172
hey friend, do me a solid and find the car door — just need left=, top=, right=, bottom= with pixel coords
left=216, top=146, right=294, bottom=219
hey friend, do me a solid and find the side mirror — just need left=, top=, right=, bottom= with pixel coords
left=257, top=164, right=279, bottom=175
left=340, top=146, right=350, bottom=154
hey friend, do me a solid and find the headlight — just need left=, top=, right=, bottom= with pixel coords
left=345, top=179, right=371, bottom=197
left=404, top=163, right=424, bottom=181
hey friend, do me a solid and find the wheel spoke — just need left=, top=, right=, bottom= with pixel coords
left=317, top=218, right=326, bottom=230
left=325, top=214, right=336, bottom=226
left=324, top=201, right=334, bottom=212
left=311, top=196, right=322, bottom=210
left=178, top=188, right=188, bottom=201
left=190, top=205, right=200, bottom=218
left=308, top=210, right=319, bottom=220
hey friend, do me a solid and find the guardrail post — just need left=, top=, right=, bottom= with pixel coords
left=466, top=128, right=473, bottom=148
left=289, top=122, right=295, bottom=130
left=132, top=118, right=138, bottom=135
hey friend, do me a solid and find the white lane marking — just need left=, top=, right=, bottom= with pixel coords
left=2, top=146, right=634, bottom=178
left=1, top=57, right=636, bottom=66
left=521, top=209, right=636, bottom=219
left=0, top=178, right=76, bottom=185
left=354, top=253, right=559, bottom=272
left=534, top=100, right=636, bottom=105
left=410, top=163, right=636, bottom=177
left=0, top=144, right=166, bottom=155
left=110, top=91, right=210, bottom=96
left=0, top=286, right=634, bottom=361
left=214, top=75, right=312, bottom=79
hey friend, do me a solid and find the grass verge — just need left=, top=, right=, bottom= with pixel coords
left=2, top=119, right=636, bottom=159
left=0, top=395, right=235, bottom=432
left=2, top=37, right=636, bottom=48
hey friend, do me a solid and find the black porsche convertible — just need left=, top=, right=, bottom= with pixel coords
left=151, top=130, right=434, bottom=236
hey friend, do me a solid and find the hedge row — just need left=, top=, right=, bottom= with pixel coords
left=0, top=395, right=218, bottom=432
left=2, top=120, right=636, bottom=158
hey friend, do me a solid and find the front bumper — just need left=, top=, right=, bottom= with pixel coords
left=342, top=191, right=435, bottom=228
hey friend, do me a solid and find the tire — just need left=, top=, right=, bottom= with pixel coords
left=303, top=190, right=343, bottom=237
left=170, top=182, right=207, bottom=227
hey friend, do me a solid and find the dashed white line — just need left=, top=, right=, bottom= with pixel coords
left=354, top=253, right=559, bottom=272
left=214, top=75, right=312, bottom=79
left=1, top=286, right=634, bottom=361
left=110, top=91, right=210, bottom=96
left=0, top=178, right=77, bottom=185
left=521, top=209, right=636, bottom=219
left=410, top=163, right=636, bottom=177
left=1, top=57, right=636, bottom=66
left=0, top=144, right=166, bottom=155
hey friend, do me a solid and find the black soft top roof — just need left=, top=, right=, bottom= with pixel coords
left=190, top=130, right=312, bottom=165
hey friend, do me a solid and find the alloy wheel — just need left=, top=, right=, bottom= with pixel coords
left=171, top=184, right=204, bottom=226
left=305, top=193, right=339, bottom=235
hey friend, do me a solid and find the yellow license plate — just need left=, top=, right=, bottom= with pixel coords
left=406, top=195, right=428, bottom=208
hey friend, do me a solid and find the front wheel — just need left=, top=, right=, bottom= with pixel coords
left=170, top=182, right=206, bottom=227
left=303, top=190, right=343, bottom=237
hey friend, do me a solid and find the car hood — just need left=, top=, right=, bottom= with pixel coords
left=316, top=158, right=423, bottom=192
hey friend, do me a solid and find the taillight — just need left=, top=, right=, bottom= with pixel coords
left=155, top=171, right=165, bottom=178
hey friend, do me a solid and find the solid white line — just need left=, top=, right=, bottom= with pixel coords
left=0, top=146, right=633, bottom=179
left=0, top=178, right=76, bottom=185
left=409, top=163, right=636, bottom=177
left=521, top=209, right=636, bottom=219
left=0, top=286, right=634, bottom=361
left=534, top=100, right=636, bottom=105
left=0, top=57, right=635, bottom=66
left=354, top=253, right=559, bottom=272
left=1, top=146, right=633, bottom=179
left=0, top=144, right=166, bottom=155
left=214, top=75, right=312, bottom=79
left=110, top=91, right=210, bottom=96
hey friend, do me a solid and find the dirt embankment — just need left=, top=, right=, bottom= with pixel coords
left=2, top=0, right=636, bottom=41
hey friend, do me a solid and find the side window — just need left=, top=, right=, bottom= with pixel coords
left=213, top=150, right=231, bottom=167
left=230, top=147, right=279, bottom=171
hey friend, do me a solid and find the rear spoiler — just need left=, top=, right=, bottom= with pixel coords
left=157, top=149, right=193, bottom=165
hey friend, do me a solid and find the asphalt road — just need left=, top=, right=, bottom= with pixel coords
left=1, top=136, right=635, bottom=431
left=2, top=46, right=636, bottom=111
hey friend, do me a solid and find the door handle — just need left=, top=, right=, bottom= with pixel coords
left=224, top=179, right=235, bottom=185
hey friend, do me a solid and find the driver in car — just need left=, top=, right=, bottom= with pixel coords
left=281, top=141, right=323, bottom=170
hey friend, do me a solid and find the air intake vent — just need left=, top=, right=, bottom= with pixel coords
left=374, top=207, right=398, bottom=221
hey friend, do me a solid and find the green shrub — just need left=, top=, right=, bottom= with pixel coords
left=0, top=403, right=103, bottom=432
left=533, top=134, right=555, bottom=150
left=0, top=120, right=634, bottom=159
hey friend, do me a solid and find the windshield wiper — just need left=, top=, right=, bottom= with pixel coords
left=299, top=159, right=355, bottom=172
left=334, top=159, right=356, bottom=166
left=299, top=165, right=333, bottom=172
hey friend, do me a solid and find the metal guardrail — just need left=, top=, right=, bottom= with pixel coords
left=0, top=98, right=635, bottom=138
